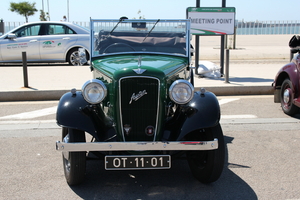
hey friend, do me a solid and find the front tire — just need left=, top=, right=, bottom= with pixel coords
left=62, top=128, right=86, bottom=185
left=280, top=79, right=299, bottom=115
left=186, top=124, right=225, bottom=183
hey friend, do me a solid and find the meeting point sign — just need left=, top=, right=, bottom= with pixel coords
left=187, top=7, right=236, bottom=35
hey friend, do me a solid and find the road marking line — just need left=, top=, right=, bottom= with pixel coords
left=218, top=98, right=240, bottom=105
left=0, top=106, right=57, bottom=120
left=0, top=120, right=56, bottom=124
left=0, top=98, right=237, bottom=120
left=221, top=115, right=257, bottom=119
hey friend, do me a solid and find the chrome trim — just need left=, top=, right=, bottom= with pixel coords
left=133, top=68, right=147, bottom=74
left=138, top=55, right=142, bottom=68
left=283, top=89, right=291, bottom=104
left=94, top=51, right=188, bottom=58
left=62, top=134, right=70, bottom=160
left=119, top=76, right=160, bottom=141
left=56, top=139, right=218, bottom=152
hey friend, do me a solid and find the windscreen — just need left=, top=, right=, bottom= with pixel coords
left=90, top=19, right=190, bottom=58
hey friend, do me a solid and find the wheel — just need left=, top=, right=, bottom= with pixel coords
left=62, top=127, right=86, bottom=185
left=280, top=79, right=299, bottom=115
left=103, top=43, right=135, bottom=53
left=186, top=124, right=225, bottom=183
left=67, top=48, right=88, bottom=66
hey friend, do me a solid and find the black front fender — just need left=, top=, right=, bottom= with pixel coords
left=56, top=91, right=97, bottom=136
left=177, top=91, right=220, bottom=140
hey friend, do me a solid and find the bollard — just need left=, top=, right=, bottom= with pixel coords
left=225, top=49, right=230, bottom=83
left=290, top=49, right=297, bottom=61
left=22, top=52, right=29, bottom=88
left=0, top=18, right=4, bottom=36
left=290, top=49, right=293, bottom=61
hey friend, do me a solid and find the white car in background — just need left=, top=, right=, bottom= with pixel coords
left=0, top=21, right=89, bottom=66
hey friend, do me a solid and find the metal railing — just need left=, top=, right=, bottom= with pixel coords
left=2, top=20, right=300, bottom=35
left=236, top=20, right=300, bottom=35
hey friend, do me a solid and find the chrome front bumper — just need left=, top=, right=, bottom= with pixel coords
left=56, top=139, right=218, bottom=152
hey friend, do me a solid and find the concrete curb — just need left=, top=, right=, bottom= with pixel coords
left=0, top=86, right=274, bottom=101
left=196, top=86, right=274, bottom=96
left=0, top=90, right=70, bottom=101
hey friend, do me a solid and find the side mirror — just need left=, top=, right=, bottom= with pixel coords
left=7, top=33, right=17, bottom=40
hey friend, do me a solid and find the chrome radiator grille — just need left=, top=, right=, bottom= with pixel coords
left=119, top=77, right=159, bottom=141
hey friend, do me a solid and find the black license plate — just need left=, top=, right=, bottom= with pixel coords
left=105, top=155, right=171, bottom=170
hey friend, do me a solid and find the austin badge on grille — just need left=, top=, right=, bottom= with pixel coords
left=129, top=90, right=147, bottom=104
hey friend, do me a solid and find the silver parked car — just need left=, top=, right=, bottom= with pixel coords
left=0, top=21, right=89, bottom=66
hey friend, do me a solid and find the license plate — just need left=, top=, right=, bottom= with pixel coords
left=105, top=155, right=171, bottom=170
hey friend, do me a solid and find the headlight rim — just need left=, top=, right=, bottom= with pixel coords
left=82, top=79, right=107, bottom=104
left=169, top=79, right=194, bottom=105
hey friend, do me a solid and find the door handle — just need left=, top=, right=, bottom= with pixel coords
left=63, top=37, right=70, bottom=40
left=29, top=40, right=38, bottom=42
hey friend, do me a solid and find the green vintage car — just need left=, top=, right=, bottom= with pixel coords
left=56, top=18, right=225, bottom=185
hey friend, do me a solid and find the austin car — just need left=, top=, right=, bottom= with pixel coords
left=55, top=18, right=225, bottom=185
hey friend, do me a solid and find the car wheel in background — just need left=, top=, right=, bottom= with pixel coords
left=280, top=79, right=299, bottom=115
left=67, top=48, right=88, bottom=66
left=186, top=124, right=225, bottom=184
left=62, top=127, right=86, bottom=185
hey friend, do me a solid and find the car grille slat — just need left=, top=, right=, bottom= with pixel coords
left=120, top=77, right=159, bottom=141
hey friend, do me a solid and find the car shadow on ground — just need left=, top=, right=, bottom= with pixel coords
left=69, top=136, right=257, bottom=200
left=291, top=113, right=300, bottom=120
left=227, top=77, right=274, bottom=83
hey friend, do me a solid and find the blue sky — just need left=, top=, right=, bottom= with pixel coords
left=0, top=0, right=298, bottom=22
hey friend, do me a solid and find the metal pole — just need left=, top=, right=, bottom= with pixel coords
left=225, top=49, right=230, bottom=83
left=67, top=0, right=69, bottom=22
left=233, top=26, right=236, bottom=49
left=22, top=52, right=29, bottom=88
left=220, top=0, right=226, bottom=76
left=47, top=0, right=50, bottom=20
left=196, top=0, right=200, bottom=9
left=42, top=0, right=44, bottom=12
left=220, top=36, right=225, bottom=76
left=194, top=0, right=200, bottom=75
left=195, top=36, right=199, bottom=75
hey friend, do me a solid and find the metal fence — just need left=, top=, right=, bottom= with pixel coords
left=236, top=20, right=300, bottom=35
left=2, top=20, right=300, bottom=35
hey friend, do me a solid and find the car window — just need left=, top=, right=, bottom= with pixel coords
left=48, top=25, right=76, bottom=35
left=14, top=25, right=41, bottom=37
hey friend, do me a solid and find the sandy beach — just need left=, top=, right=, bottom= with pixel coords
left=191, top=34, right=295, bottom=61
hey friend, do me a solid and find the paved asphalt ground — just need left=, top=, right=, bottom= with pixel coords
left=0, top=35, right=295, bottom=101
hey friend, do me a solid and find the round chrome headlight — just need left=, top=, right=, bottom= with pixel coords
left=82, top=79, right=107, bottom=104
left=169, top=80, right=194, bottom=104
